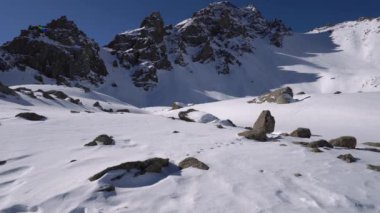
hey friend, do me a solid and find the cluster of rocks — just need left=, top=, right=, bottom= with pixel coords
left=238, top=110, right=275, bottom=141
left=106, top=2, right=291, bottom=90
left=177, top=108, right=236, bottom=127
left=0, top=16, right=107, bottom=85
left=89, top=157, right=209, bottom=183
left=248, top=87, right=295, bottom=104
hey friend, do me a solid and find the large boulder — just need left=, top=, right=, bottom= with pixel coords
left=329, top=136, right=357, bottom=149
left=253, top=110, right=275, bottom=133
left=290, top=128, right=312, bottom=138
left=15, top=112, right=47, bottom=121
left=238, top=129, right=267, bottom=142
left=248, top=87, right=294, bottom=104
left=178, top=157, right=209, bottom=170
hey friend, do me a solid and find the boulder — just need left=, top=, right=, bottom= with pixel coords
left=238, top=129, right=267, bottom=142
left=337, top=154, right=357, bottom=163
left=89, top=157, right=170, bottom=181
left=290, top=128, right=311, bottom=138
left=329, top=136, right=356, bottom=149
left=178, top=157, right=209, bottom=170
left=15, top=112, right=47, bottom=121
left=0, top=160, right=6, bottom=166
left=249, top=87, right=294, bottom=104
left=253, top=110, right=275, bottom=133
left=85, top=134, right=115, bottom=146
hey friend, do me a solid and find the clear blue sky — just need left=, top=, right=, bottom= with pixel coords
left=1, top=0, right=379, bottom=45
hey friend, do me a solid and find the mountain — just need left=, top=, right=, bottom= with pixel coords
left=0, top=2, right=379, bottom=107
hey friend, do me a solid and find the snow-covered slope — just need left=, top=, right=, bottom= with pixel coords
left=1, top=86, right=379, bottom=212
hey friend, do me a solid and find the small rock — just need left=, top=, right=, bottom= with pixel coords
left=216, top=124, right=224, bottom=129
left=334, top=91, right=342, bottom=94
left=178, top=109, right=197, bottom=122
left=310, top=147, right=323, bottom=153
left=179, top=157, right=209, bottom=170
left=0, top=82, right=17, bottom=96
left=296, top=92, right=306, bottom=95
left=363, top=142, right=380, bottom=148
left=280, top=144, right=287, bottom=146
left=290, top=128, right=311, bottom=138
left=85, top=134, right=115, bottom=146
left=0, top=160, right=6, bottom=166
left=294, top=173, right=302, bottom=177
left=238, top=129, right=267, bottom=142
left=253, top=110, right=275, bottom=133
left=15, top=112, right=47, bottom=121
left=367, top=164, right=380, bottom=172
left=171, top=102, right=185, bottom=110
left=308, top=140, right=333, bottom=148
left=116, top=109, right=130, bottom=113
left=337, top=154, right=357, bottom=163
left=96, top=184, right=115, bottom=192
left=172, top=130, right=180, bottom=134
left=70, top=110, right=80, bottom=113
left=70, top=160, right=77, bottom=163
left=329, top=136, right=357, bottom=149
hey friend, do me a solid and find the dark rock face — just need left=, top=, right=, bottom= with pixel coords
left=15, top=112, right=47, bottom=121
left=253, top=110, right=275, bottom=133
left=248, top=87, right=294, bottom=104
left=329, top=136, right=357, bottom=149
left=85, top=134, right=115, bottom=146
left=290, top=128, right=312, bottom=138
left=337, top=154, right=357, bottom=163
left=178, top=109, right=197, bottom=122
left=178, top=157, right=209, bottom=170
left=107, top=2, right=291, bottom=90
left=238, top=129, right=267, bottom=142
left=89, top=157, right=170, bottom=181
left=0, top=82, right=17, bottom=96
left=0, top=16, right=107, bottom=84
left=308, top=140, right=333, bottom=148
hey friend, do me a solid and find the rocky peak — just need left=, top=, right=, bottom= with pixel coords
left=140, top=12, right=165, bottom=43
left=1, top=16, right=107, bottom=84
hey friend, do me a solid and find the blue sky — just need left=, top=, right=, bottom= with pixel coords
left=0, top=0, right=379, bottom=45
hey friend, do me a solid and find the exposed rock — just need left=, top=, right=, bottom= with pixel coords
left=363, top=142, right=380, bottom=148
left=334, top=91, right=342, bottom=94
left=294, top=173, right=302, bottom=177
left=116, top=109, right=130, bottom=113
left=85, top=134, right=115, bottom=146
left=178, top=109, right=197, bottom=122
left=238, top=129, right=267, bottom=142
left=171, top=102, right=185, bottom=110
left=367, top=164, right=380, bottom=172
left=15, top=112, right=47, bottom=121
left=296, top=91, right=306, bottom=95
left=70, top=110, right=80, bottom=113
left=193, top=41, right=214, bottom=62
left=1, top=16, right=107, bottom=83
left=89, top=157, right=170, bottom=181
left=308, top=140, right=333, bottom=148
left=173, top=130, right=180, bottom=134
left=290, top=128, right=312, bottom=138
left=45, top=90, right=68, bottom=99
left=216, top=124, right=224, bottom=129
left=292, top=141, right=309, bottom=147
left=0, top=160, right=6, bottom=166
left=329, top=136, right=357, bottom=149
left=248, top=87, right=294, bottom=104
left=219, top=119, right=236, bottom=127
left=0, top=82, right=17, bottom=96
left=337, top=154, right=357, bottom=163
left=96, top=184, right=115, bottom=192
left=253, top=110, right=275, bottom=133
left=178, top=157, right=209, bottom=170
left=310, top=147, right=323, bottom=153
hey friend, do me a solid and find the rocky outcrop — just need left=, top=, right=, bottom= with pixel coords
left=15, top=112, right=47, bottom=121
left=248, top=87, right=294, bottom=104
left=178, top=157, right=209, bottom=170
left=89, top=157, right=170, bottom=181
left=0, top=16, right=107, bottom=85
left=329, top=136, right=357, bottom=149
left=107, top=2, right=291, bottom=90
left=253, top=110, right=275, bottom=133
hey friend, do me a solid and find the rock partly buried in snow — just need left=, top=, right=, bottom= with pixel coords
left=219, top=119, right=237, bottom=127
left=89, top=157, right=170, bottom=181
left=253, top=110, right=275, bottom=133
left=177, top=109, right=234, bottom=127
left=116, top=109, right=130, bottom=113
left=308, top=140, right=334, bottom=148
left=290, top=128, right=312, bottom=138
left=329, top=136, right=357, bottom=149
left=178, top=109, right=197, bottom=122
left=45, top=90, right=68, bottom=100
left=367, top=164, right=380, bottom=172
left=85, top=134, right=115, bottom=146
left=178, top=157, right=209, bottom=170
left=238, top=129, right=267, bottom=142
left=363, top=142, right=380, bottom=148
left=171, top=102, right=186, bottom=110
left=337, top=154, right=357, bottom=163
left=0, top=160, right=6, bottom=166
left=0, top=82, right=17, bottom=96
left=96, top=184, right=116, bottom=192
left=15, top=112, right=47, bottom=121
left=248, top=87, right=294, bottom=104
